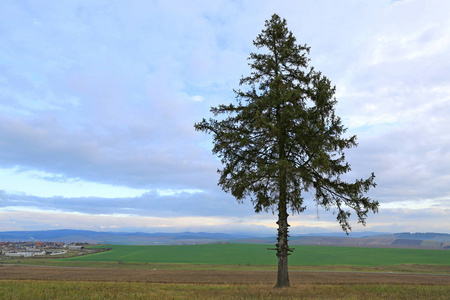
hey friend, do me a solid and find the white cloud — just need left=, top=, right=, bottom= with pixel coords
left=190, top=95, right=204, bottom=102
left=156, top=188, right=203, bottom=197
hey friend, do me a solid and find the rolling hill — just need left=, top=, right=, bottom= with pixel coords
left=0, top=229, right=449, bottom=249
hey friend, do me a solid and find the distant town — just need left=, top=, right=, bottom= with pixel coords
left=0, top=241, right=91, bottom=258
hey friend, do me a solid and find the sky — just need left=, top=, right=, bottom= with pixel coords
left=0, top=0, right=449, bottom=236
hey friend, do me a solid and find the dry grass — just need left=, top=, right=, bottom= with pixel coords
left=0, top=265, right=449, bottom=299
left=0, top=280, right=448, bottom=299
left=1, top=264, right=450, bottom=285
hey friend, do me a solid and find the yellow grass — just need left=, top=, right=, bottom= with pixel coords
left=0, top=280, right=449, bottom=299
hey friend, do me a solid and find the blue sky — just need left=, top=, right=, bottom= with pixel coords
left=1, top=0, right=449, bottom=235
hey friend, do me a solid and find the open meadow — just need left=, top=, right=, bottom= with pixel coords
left=1, top=244, right=449, bottom=299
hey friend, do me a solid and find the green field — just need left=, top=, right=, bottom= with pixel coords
left=64, top=244, right=450, bottom=267
left=2, top=244, right=449, bottom=299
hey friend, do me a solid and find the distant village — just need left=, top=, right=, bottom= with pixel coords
left=0, top=241, right=91, bottom=258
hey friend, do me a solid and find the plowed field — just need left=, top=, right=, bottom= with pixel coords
left=1, top=265, right=449, bottom=285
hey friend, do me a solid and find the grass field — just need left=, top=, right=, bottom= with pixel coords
left=63, top=244, right=450, bottom=267
left=0, top=280, right=449, bottom=299
left=1, top=244, right=449, bottom=299
left=1, top=264, right=449, bottom=299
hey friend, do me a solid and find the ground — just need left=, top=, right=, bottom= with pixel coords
left=1, top=264, right=449, bottom=285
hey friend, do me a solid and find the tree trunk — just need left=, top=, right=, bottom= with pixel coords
left=275, top=198, right=290, bottom=288
left=275, top=82, right=290, bottom=288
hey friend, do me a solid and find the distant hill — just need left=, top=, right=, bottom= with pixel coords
left=0, top=229, right=252, bottom=245
left=0, top=230, right=449, bottom=249
left=234, top=232, right=450, bottom=249
left=371, top=232, right=450, bottom=242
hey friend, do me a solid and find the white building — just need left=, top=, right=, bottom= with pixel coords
left=5, top=251, right=45, bottom=257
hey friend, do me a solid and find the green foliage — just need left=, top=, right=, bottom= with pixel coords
left=63, top=244, right=450, bottom=267
left=194, top=13, right=378, bottom=234
left=196, top=13, right=379, bottom=287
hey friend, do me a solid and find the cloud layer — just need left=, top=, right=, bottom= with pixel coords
left=1, top=0, right=449, bottom=234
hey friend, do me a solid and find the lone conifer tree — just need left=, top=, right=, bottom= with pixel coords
left=194, top=14, right=378, bottom=288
